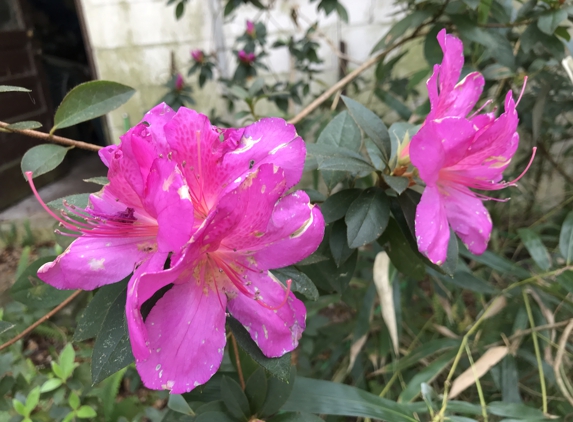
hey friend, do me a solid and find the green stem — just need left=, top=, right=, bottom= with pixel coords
left=465, top=344, right=488, bottom=422
left=523, top=290, right=548, bottom=414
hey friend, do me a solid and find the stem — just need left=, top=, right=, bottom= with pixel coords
left=231, top=334, right=246, bottom=389
left=465, top=344, right=488, bottom=422
left=523, top=290, right=548, bottom=414
left=0, top=121, right=102, bottom=152
left=0, top=290, right=82, bottom=352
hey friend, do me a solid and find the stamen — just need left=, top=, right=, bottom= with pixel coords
left=256, top=279, right=292, bottom=311
left=26, top=172, right=77, bottom=231
left=469, top=99, right=493, bottom=119
left=516, top=76, right=527, bottom=106
left=504, top=146, right=536, bottom=185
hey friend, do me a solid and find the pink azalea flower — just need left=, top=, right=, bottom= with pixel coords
left=191, top=49, right=204, bottom=63
left=238, top=50, right=256, bottom=65
left=175, top=73, right=184, bottom=91
left=410, top=31, right=534, bottom=265
left=246, top=20, right=256, bottom=37
left=30, top=103, right=324, bottom=393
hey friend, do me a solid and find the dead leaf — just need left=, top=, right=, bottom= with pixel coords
left=482, top=296, right=507, bottom=320
left=449, top=346, right=509, bottom=399
left=373, top=252, right=398, bottom=355
left=347, top=334, right=368, bottom=375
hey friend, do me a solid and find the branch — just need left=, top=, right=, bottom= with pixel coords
left=0, top=121, right=102, bottom=152
left=0, top=290, right=82, bottom=352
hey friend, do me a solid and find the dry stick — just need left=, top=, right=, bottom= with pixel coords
left=231, top=334, right=246, bottom=389
left=0, top=290, right=82, bottom=352
left=554, top=319, right=573, bottom=407
left=0, top=121, right=102, bottom=152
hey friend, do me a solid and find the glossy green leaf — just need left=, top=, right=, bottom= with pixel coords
left=74, top=280, right=128, bottom=342
left=365, top=138, right=385, bottom=171
left=0, top=85, right=31, bottom=93
left=330, top=219, right=354, bottom=267
left=517, top=228, right=551, bottom=271
left=245, top=367, right=267, bottom=414
left=428, top=268, right=497, bottom=294
left=195, top=411, right=235, bottom=422
left=378, top=219, right=425, bottom=281
left=40, top=378, right=63, bottom=393
left=399, top=350, right=457, bottom=402
left=301, top=250, right=357, bottom=293
left=83, top=176, right=109, bottom=185
left=53, top=81, right=135, bottom=131
left=168, top=394, right=194, bottom=415
left=227, top=317, right=291, bottom=382
left=283, top=377, right=417, bottom=421
left=221, top=376, right=250, bottom=420
left=91, top=282, right=134, bottom=385
left=271, top=267, right=318, bottom=301
left=320, top=189, right=362, bottom=224
left=7, top=121, right=42, bottom=130
left=559, top=211, right=573, bottom=264
left=10, top=256, right=73, bottom=308
left=537, top=9, right=567, bottom=35
left=345, top=187, right=390, bottom=248
left=259, top=367, right=296, bottom=418
left=25, top=387, right=40, bottom=412
left=21, top=144, right=70, bottom=179
left=382, top=175, right=409, bottom=194
left=76, top=406, right=97, bottom=418
left=342, top=96, right=392, bottom=163
left=306, top=144, right=374, bottom=173
left=59, top=343, right=76, bottom=380
left=459, top=247, right=529, bottom=279
left=317, top=110, right=361, bottom=151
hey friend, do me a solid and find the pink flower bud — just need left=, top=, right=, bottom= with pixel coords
left=246, top=20, right=256, bottom=37
left=238, top=50, right=256, bottom=65
left=175, top=73, right=184, bottom=91
left=191, top=49, right=205, bottom=63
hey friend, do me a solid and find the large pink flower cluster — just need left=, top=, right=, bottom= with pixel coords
left=410, top=29, right=533, bottom=265
left=30, top=104, right=324, bottom=393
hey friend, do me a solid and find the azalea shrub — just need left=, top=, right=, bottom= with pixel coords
left=2, top=0, right=573, bottom=421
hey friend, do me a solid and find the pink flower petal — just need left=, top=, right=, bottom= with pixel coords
left=136, top=282, right=227, bottom=394
left=443, top=183, right=492, bottom=254
left=37, top=236, right=154, bottom=290
left=227, top=271, right=306, bottom=357
left=415, top=185, right=450, bottom=265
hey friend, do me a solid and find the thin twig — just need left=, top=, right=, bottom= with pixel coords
left=0, top=121, right=102, bottom=152
left=554, top=319, right=573, bottom=406
left=0, top=290, right=82, bottom=352
left=465, top=344, right=489, bottom=422
left=231, top=334, right=246, bottom=389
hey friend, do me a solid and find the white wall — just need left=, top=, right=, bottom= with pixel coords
left=78, top=0, right=402, bottom=143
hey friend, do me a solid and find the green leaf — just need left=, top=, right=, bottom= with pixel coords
left=371, top=10, right=433, bottom=54
left=51, top=362, right=64, bottom=379
left=21, top=144, right=70, bottom=179
left=83, top=176, right=109, bottom=185
left=52, top=81, right=136, bottom=131
left=245, top=367, right=267, bottom=414
left=175, top=1, right=185, bottom=19
left=6, top=121, right=42, bottom=130
left=537, top=9, right=567, bottom=35
left=13, top=399, right=28, bottom=416
left=330, top=219, right=354, bottom=267
left=487, top=402, right=546, bottom=418
left=10, top=256, right=73, bottom=308
left=399, top=350, right=457, bottom=402
left=271, top=267, right=318, bottom=301
left=0, top=321, right=15, bottom=335
left=0, top=85, right=31, bottom=93
left=168, top=394, right=194, bottom=415
left=227, top=317, right=291, bottom=382
left=40, top=378, right=63, bottom=393
left=428, top=268, right=497, bottom=294
left=559, top=211, right=573, bottom=264
left=229, top=85, right=250, bottom=100
left=301, top=250, right=357, bottom=293
left=48, top=193, right=90, bottom=214
left=68, top=391, right=80, bottom=410
left=196, top=411, right=235, bottom=422
left=342, top=96, right=392, bottom=163
left=382, top=175, right=409, bottom=195
left=500, top=355, right=522, bottom=404
left=248, top=78, right=265, bottom=96
left=25, top=386, right=40, bottom=412
left=91, top=282, right=134, bottom=385
left=76, top=406, right=97, bottom=418
left=424, top=24, right=445, bottom=65
left=557, top=270, right=573, bottom=294
left=74, top=280, right=128, bottom=342
left=283, top=377, right=417, bottom=421
left=517, top=228, right=551, bottom=271
left=365, top=138, right=385, bottom=171
left=58, top=343, right=76, bottom=381
left=317, top=111, right=361, bottom=151
left=306, top=144, right=374, bottom=173
left=459, top=247, right=529, bottom=279
left=378, top=219, right=425, bottom=281
left=221, top=376, right=250, bottom=420
left=259, top=367, right=297, bottom=418
left=269, top=412, right=324, bottom=422
left=345, top=187, right=390, bottom=248
left=320, top=189, right=362, bottom=224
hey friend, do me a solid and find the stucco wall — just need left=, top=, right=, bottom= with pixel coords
left=78, top=0, right=402, bottom=143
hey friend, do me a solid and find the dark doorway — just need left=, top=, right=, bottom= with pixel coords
left=0, top=0, right=104, bottom=211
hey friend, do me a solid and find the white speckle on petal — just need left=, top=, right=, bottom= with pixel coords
left=88, top=258, right=105, bottom=271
